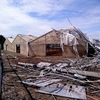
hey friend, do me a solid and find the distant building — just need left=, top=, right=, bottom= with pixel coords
left=4, top=37, right=14, bottom=52
left=93, top=39, right=100, bottom=46
left=4, top=34, right=37, bottom=56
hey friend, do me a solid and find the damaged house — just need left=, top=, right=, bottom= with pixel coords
left=29, top=30, right=62, bottom=57
left=29, top=26, right=97, bottom=58
left=4, top=34, right=37, bottom=56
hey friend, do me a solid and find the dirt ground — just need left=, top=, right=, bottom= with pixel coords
left=1, top=50, right=100, bottom=100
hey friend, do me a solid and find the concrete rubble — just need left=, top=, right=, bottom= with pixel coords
left=1, top=51, right=100, bottom=100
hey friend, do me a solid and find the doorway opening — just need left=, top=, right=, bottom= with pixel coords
left=16, top=44, right=20, bottom=53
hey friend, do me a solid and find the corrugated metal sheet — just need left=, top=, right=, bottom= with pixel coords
left=38, top=83, right=87, bottom=100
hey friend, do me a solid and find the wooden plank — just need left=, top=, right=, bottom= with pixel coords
left=18, top=62, right=33, bottom=67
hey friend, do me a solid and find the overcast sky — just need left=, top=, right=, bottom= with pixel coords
left=0, top=0, right=100, bottom=39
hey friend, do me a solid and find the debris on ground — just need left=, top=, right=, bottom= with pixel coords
left=1, top=51, right=100, bottom=100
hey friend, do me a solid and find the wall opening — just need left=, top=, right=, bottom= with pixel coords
left=46, top=44, right=62, bottom=56
left=16, top=44, right=20, bottom=53
left=6, top=44, right=8, bottom=50
left=87, top=43, right=96, bottom=57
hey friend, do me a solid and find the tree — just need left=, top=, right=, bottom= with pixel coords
left=0, top=35, right=5, bottom=50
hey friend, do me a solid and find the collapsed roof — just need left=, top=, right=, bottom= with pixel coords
left=54, top=26, right=98, bottom=57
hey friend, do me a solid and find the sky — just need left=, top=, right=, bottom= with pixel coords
left=0, top=0, right=100, bottom=40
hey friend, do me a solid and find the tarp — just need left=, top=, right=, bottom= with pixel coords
left=53, top=26, right=98, bottom=57
left=60, top=32, right=79, bottom=46
left=59, top=30, right=79, bottom=57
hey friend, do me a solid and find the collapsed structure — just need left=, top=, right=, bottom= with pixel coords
left=4, top=27, right=98, bottom=58
left=2, top=27, right=100, bottom=99
left=29, top=26, right=97, bottom=57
